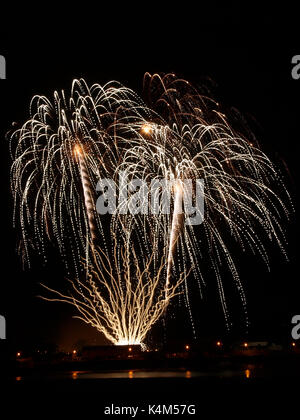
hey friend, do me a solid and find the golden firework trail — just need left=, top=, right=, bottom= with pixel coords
left=10, top=78, right=152, bottom=274
left=116, top=73, right=292, bottom=331
left=74, top=145, right=97, bottom=243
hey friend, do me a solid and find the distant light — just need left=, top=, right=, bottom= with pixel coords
left=72, top=349, right=77, bottom=355
left=216, top=341, right=222, bottom=347
left=128, top=347, right=132, bottom=352
left=292, top=342, right=296, bottom=347
left=244, top=342, right=248, bottom=348
left=185, top=370, right=192, bottom=378
left=185, top=345, right=190, bottom=350
left=128, top=370, right=133, bottom=379
left=16, top=352, right=21, bottom=358
left=16, top=376, right=22, bottom=381
left=245, top=369, right=251, bottom=379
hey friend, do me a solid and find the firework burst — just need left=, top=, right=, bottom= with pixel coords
left=10, top=73, right=292, bottom=344
left=10, top=78, right=151, bottom=274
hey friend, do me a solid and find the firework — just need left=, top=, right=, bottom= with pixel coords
left=10, top=73, right=292, bottom=345
left=166, top=180, right=184, bottom=289
left=41, top=236, right=187, bottom=346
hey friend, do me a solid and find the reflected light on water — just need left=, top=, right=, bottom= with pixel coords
left=245, top=369, right=251, bottom=379
left=128, top=370, right=134, bottom=379
left=72, top=371, right=79, bottom=380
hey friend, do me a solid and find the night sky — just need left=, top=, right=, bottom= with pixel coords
left=0, top=9, right=299, bottom=354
